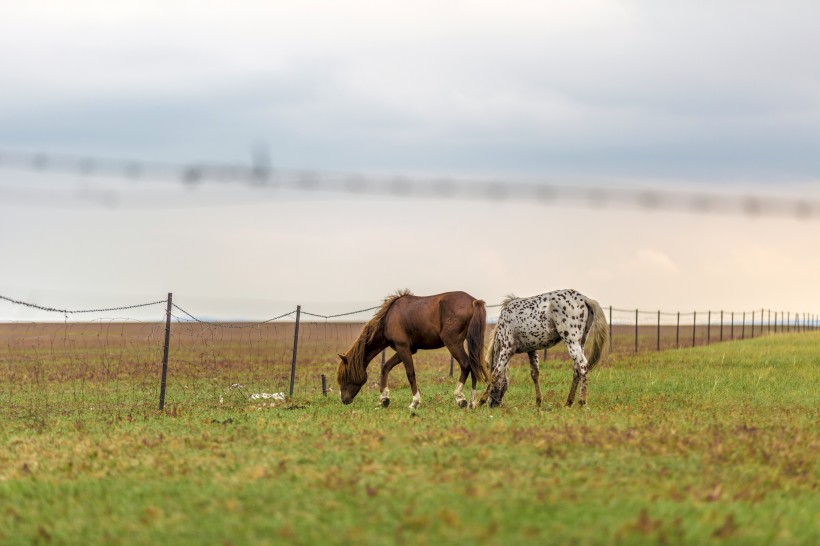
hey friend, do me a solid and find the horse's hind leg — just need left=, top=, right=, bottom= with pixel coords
left=443, top=339, right=471, bottom=408
left=527, top=351, right=543, bottom=408
left=379, top=353, right=402, bottom=407
left=566, top=340, right=589, bottom=407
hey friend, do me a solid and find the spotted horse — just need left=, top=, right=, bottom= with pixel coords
left=477, top=289, right=609, bottom=408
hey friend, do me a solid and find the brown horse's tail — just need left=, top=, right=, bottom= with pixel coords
left=582, top=296, right=609, bottom=371
left=467, top=300, right=490, bottom=383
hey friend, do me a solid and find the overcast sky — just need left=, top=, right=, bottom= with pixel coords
left=1, top=1, right=819, bottom=321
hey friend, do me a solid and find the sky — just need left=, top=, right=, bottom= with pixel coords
left=1, top=1, right=819, bottom=322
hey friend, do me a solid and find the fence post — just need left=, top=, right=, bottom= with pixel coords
left=635, top=309, right=639, bottom=353
left=720, top=310, right=724, bottom=342
left=707, top=310, right=711, bottom=345
left=731, top=312, right=734, bottom=340
left=609, top=306, right=613, bottom=353
left=751, top=311, right=755, bottom=338
left=289, top=305, right=301, bottom=397
left=741, top=312, right=745, bottom=340
left=768, top=309, right=771, bottom=334
left=775, top=311, right=778, bottom=334
left=656, top=310, right=660, bottom=351
left=787, top=312, right=790, bottom=332
left=761, top=309, right=764, bottom=336
left=543, top=347, right=547, bottom=360
left=692, top=311, right=697, bottom=347
left=676, top=311, right=680, bottom=349
left=158, top=292, right=173, bottom=411
left=321, top=374, right=327, bottom=397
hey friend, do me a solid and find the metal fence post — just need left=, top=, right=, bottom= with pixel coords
left=787, top=312, right=790, bottom=333
left=289, top=305, right=301, bottom=397
left=707, top=310, right=711, bottom=345
left=159, top=292, right=173, bottom=411
left=751, top=311, right=755, bottom=338
left=676, top=311, right=680, bottom=349
left=731, top=312, right=734, bottom=340
left=656, top=310, right=660, bottom=351
left=741, top=312, right=746, bottom=340
left=609, top=306, right=613, bottom=353
left=761, top=309, right=764, bottom=336
left=635, top=309, right=639, bottom=353
left=692, top=311, right=697, bottom=347
left=720, top=310, right=723, bottom=342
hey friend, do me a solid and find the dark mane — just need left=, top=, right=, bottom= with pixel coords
left=337, top=289, right=412, bottom=385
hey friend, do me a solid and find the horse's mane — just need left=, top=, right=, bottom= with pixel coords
left=337, top=289, right=412, bottom=385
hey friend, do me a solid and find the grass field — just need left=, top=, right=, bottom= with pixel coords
left=0, top=324, right=818, bottom=545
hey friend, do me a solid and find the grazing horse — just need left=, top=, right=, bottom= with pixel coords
left=336, top=290, right=489, bottom=409
left=478, top=289, right=609, bottom=408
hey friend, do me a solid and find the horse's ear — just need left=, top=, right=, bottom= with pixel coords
left=338, top=353, right=347, bottom=363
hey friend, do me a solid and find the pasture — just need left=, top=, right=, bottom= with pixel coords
left=0, top=323, right=817, bottom=545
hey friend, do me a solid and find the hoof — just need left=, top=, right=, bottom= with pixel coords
left=457, top=399, right=468, bottom=409
left=380, top=398, right=390, bottom=408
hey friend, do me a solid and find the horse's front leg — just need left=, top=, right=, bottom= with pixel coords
left=379, top=353, right=402, bottom=407
left=527, top=351, right=542, bottom=408
left=394, top=346, right=421, bottom=409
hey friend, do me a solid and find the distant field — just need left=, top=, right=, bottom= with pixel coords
left=0, top=324, right=818, bottom=545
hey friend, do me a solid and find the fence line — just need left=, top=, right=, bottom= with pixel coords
left=1, top=292, right=818, bottom=416
left=2, top=148, right=820, bottom=220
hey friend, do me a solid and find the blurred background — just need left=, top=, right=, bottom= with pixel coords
left=2, top=0, right=819, bottom=321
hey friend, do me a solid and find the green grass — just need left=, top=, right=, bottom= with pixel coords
left=1, top=332, right=818, bottom=545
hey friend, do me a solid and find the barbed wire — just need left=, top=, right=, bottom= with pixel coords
left=0, top=294, right=166, bottom=315
left=1, top=148, right=818, bottom=219
left=171, top=303, right=295, bottom=329
left=1, top=292, right=814, bottom=327
left=300, top=306, right=381, bottom=319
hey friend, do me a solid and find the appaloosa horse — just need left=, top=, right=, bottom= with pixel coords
left=478, top=289, right=609, bottom=408
left=337, top=290, right=489, bottom=409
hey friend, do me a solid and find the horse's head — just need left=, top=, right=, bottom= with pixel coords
left=336, top=352, right=366, bottom=405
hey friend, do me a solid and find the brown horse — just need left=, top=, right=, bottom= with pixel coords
left=336, top=290, right=489, bottom=409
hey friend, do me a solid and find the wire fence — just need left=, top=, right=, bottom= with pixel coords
left=1, top=292, right=818, bottom=423
left=2, top=148, right=820, bottom=219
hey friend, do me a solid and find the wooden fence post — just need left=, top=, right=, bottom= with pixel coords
left=158, top=292, right=173, bottom=411
left=731, top=312, right=734, bottom=340
left=751, top=311, right=755, bottom=338
left=289, top=305, right=301, bottom=397
left=635, top=309, right=639, bottom=353
left=321, top=374, right=327, bottom=397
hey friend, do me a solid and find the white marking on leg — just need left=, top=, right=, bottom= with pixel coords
left=409, top=390, right=421, bottom=409
left=454, top=381, right=466, bottom=403
left=380, top=387, right=390, bottom=402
